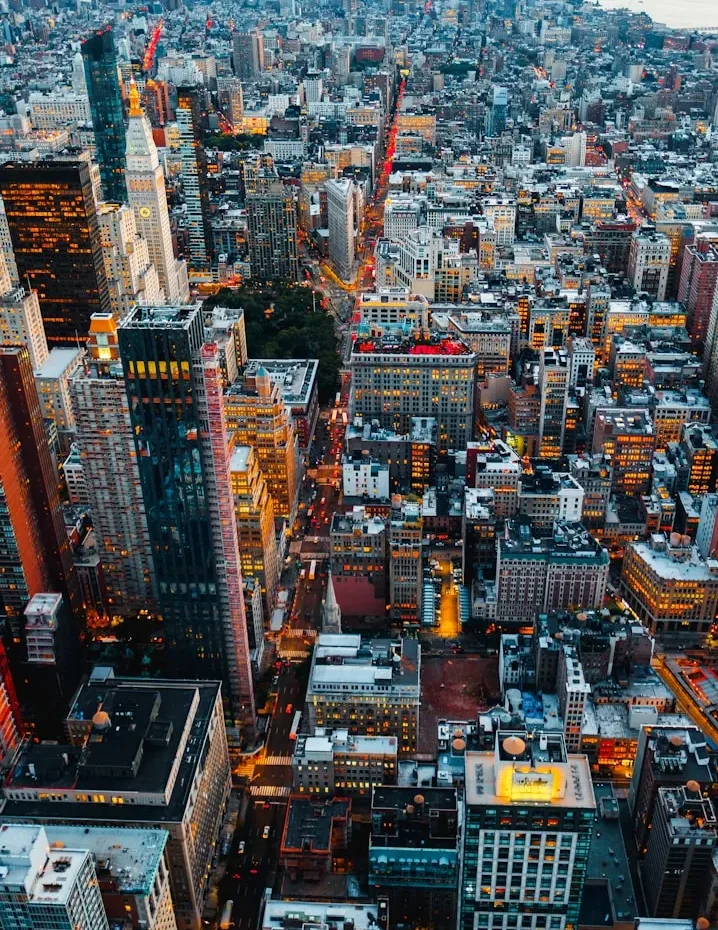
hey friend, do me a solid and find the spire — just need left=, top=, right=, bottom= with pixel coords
left=128, top=77, right=142, bottom=117
left=323, top=570, right=342, bottom=634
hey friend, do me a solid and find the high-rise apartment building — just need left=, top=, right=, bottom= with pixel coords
left=620, top=533, right=718, bottom=639
left=460, top=731, right=596, bottom=930
left=351, top=333, right=476, bottom=452
left=389, top=499, right=422, bottom=625
left=246, top=178, right=300, bottom=282
left=69, top=314, right=157, bottom=618
left=225, top=366, right=301, bottom=522
left=118, top=306, right=255, bottom=730
left=0, top=346, right=80, bottom=631
left=556, top=644, right=589, bottom=753
left=537, top=348, right=569, bottom=459
left=0, top=160, right=110, bottom=346
left=0, top=639, right=22, bottom=769
left=627, top=230, right=671, bottom=301
left=678, top=233, right=718, bottom=347
left=230, top=444, right=279, bottom=616
left=306, top=634, right=421, bottom=756
left=326, top=178, right=355, bottom=282
left=1, top=673, right=231, bottom=930
left=0, top=825, right=109, bottom=930
left=370, top=787, right=460, bottom=930
left=176, top=88, right=212, bottom=269
left=0, top=286, right=48, bottom=370
left=592, top=409, right=655, bottom=496
left=98, top=203, right=164, bottom=316
left=126, top=84, right=188, bottom=304
left=330, top=507, right=389, bottom=618
left=81, top=26, right=127, bottom=204
left=232, top=30, right=264, bottom=81
left=34, top=347, right=83, bottom=457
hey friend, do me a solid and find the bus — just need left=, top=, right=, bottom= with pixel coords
left=308, top=560, right=317, bottom=581
left=289, top=710, right=302, bottom=739
left=220, top=901, right=233, bottom=930
left=335, top=391, right=341, bottom=407
left=331, top=408, right=338, bottom=423
left=341, top=411, right=348, bottom=425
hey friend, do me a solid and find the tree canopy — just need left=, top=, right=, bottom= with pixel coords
left=207, top=284, right=342, bottom=403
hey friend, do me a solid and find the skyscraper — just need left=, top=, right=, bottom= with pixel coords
left=81, top=26, right=127, bottom=204
left=0, top=346, right=81, bottom=631
left=126, top=82, right=188, bottom=303
left=176, top=88, right=213, bottom=269
left=0, top=286, right=48, bottom=371
left=97, top=202, right=164, bottom=316
left=461, top=731, right=596, bottom=930
left=246, top=177, right=300, bottom=282
left=69, top=314, right=157, bottom=618
left=538, top=348, right=569, bottom=458
left=118, top=305, right=255, bottom=733
left=0, top=160, right=110, bottom=346
left=326, top=178, right=355, bottom=282
left=232, top=30, right=264, bottom=81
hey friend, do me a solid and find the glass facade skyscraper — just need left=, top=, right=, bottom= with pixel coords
left=118, top=304, right=255, bottom=734
left=81, top=25, right=127, bottom=204
left=0, top=160, right=110, bottom=346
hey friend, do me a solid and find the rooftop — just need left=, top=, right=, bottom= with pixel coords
left=245, top=358, right=318, bottom=406
left=262, top=899, right=384, bottom=930
left=500, top=518, right=607, bottom=564
left=370, top=786, right=459, bottom=850
left=282, top=797, right=351, bottom=853
left=35, top=348, right=82, bottom=381
left=352, top=333, right=473, bottom=358
left=309, top=635, right=420, bottom=692
left=0, top=825, right=89, bottom=904
left=120, top=304, right=202, bottom=330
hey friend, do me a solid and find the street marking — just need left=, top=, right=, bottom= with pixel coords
left=259, top=755, right=293, bottom=766
left=249, top=785, right=291, bottom=797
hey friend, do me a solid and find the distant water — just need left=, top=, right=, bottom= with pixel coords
left=596, top=0, right=718, bottom=31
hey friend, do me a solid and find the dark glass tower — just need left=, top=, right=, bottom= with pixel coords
left=118, top=305, right=256, bottom=734
left=176, top=87, right=213, bottom=268
left=0, top=160, right=110, bottom=346
left=81, top=25, right=127, bottom=204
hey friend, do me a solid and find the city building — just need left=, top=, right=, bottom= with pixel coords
left=279, top=796, right=351, bottom=882
left=246, top=179, right=300, bottom=282
left=0, top=825, right=109, bottom=930
left=1, top=672, right=231, bottom=930
left=0, top=346, right=80, bottom=634
left=369, top=787, right=460, bottom=930
left=494, top=519, right=609, bottom=625
left=518, top=468, right=584, bottom=530
left=677, top=233, right=718, bottom=347
left=70, top=313, right=157, bottom=619
left=34, top=348, right=82, bottom=457
left=326, top=178, right=355, bottom=282
left=97, top=202, right=164, bottom=317
left=306, top=634, right=420, bottom=756
left=230, top=444, right=279, bottom=616
left=43, top=826, right=177, bottom=930
left=118, top=306, right=255, bottom=732
left=697, top=494, right=718, bottom=558
left=460, top=731, right=596, bottom=930
left=0, top=160, right=110, bottom=346
left=681, top=423, right=718, bottom=497
left=620, top=533, right=718, bottom=639
left=389, top=499, right=423, bottom=625
left=0, top=286, right=48, bottom=371
left=225, top=366, right=301, bottom=523
left=81, top=26, right=126, bottom=204
left=244, top=359, right=319, bottom=452
left=126, top=83, right=188, bottom=304
left=260, top=901, right=385, bottom=930
left=538, top=349, right=569, bottom=458
left=627, top=230, right=671, bottom=302
left=233, top=30, right=264, bottom=81
left=351, top=333, right=476, bottom=452
left=592, top=409, right=655, bottom=496
left=556, top=644, right=589, bottom=753
left=176, top=88, right=212, bottom=269
left=330, top=507, right=389, bottom=619
left=292, top=729, right=398, bottom=796
left=467, top=438, right=522, bottom=517
left=642, top=786, right=717, bottom=918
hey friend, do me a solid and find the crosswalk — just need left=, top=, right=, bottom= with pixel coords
left=260, top=755, right=293, bottom=766
left=249, top=784, right=291, bottom=798
left=234, top=762, right=255, bottom=777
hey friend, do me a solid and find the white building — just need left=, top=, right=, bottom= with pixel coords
left=0, top=825, right=109, bottom=930
left=28, top=91, right=91, bottom=130
left=628, top=230, right=671, bottom=302
left=0, top=286, right=48, bottom=370
left=34, top=348, right=83, bottom=456
left=384, top=196, right=422, bottom=240
left=126, top=83, right=188, bottom=303
left=342, top=456, right=390, bottom=499
left=482, top=196, right=516, bottom=247
left=326, top=178, right=355, bottom=282
left=98, top=203, right=164, bottom=317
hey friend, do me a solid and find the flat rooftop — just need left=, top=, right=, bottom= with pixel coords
left=282, top=797, right=350, bottom=853
left=352, top=334, right=473, bottom=357
left=262, top=900, right=382, bottom=930
left=581, top=783, right=637, bottom=925
left=0, top=825, right=88, bottom=904
left=309, top=635, right=420, bottom=691
left=120, top=304, right=202, bottom=329
left=45, top=825, right=168, bottom=896
left=246, top=358, right=318, bottom=406
left=35, top=348, right=81, bottom=381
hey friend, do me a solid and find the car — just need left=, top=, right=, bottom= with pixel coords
left=262, top=825, right=271, bottom=840
left=285, top=703, right=293, bottom=714
left=321, top=496, right=326, bottom=504
left=238, top=841, right=245, bottom=855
